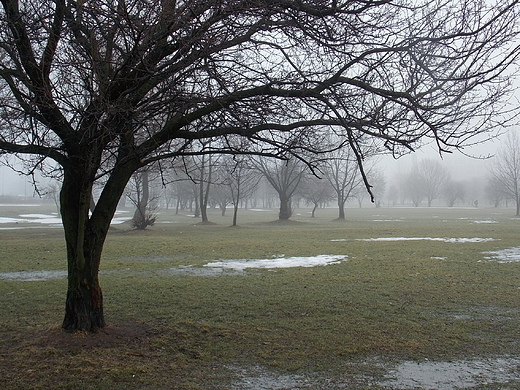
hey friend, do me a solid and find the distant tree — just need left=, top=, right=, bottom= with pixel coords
left=368, top=170, right=387, bottom=208
left=126, top=169, right=158, bottom=230
left=401, top=169, right=425, bottom=207
left=223, top=157, right=261, bottom=226
left=324, top=148, right=362, bottom=219
left=444, top=180, right=466, bottom=207
left=256, top=158, right=306, bottom=221
left=299, top=175, right=335, bottom=217
left=485, top=176, right=507, bottom=208
left=418, top=159, right=451, bottom=207
left=488, top=132, right=520, bottom=215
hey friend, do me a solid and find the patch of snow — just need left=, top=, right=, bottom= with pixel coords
left=0, top=270, right=67, bottom=281
left=0, top=203, right=41, bottom=207
left=483, top=247, right=520, bottom=263
left=330, top=239, right=347, bottom=242
left=473, top=220, right=498, bottom=224
left=248, top=209, right=271, bottom=212
left=431, top=256, right=447, bottom=260
left=357, top=237, right=497, bottom=243
left=204, top=255, right=346, bottom=271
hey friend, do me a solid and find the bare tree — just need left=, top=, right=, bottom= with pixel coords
left=488, top=132, right=520, bottom=215
left=0, top=0, right=518, bottom=331
left=444, top=180, right=466, bottom=207
left=401, top=169, right=425, bottom=207
left=255, top=158, right=306, bottom=221
left=126, top=169, right=158, bottom=229
left=418, top=159, right=451, bottom=207
left=299, top=175, right=335, bottom=217
left=324, top=148, right=362, bottom=219
left=220, top=157, right=261, bottom=226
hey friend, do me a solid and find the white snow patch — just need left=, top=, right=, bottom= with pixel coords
left=357, top=237, right=497, bottom=243
left=472, top=220, right=498, bottom=224
left=483, top=247, right=520, bottom=263
left=0, top=270, right=67, bottom=281
left=249, top=208, right=271, bottom=212
left=204, top=255, right=346, bottom=271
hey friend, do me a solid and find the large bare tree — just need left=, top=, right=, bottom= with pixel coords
left=0, top=0, right=518, bottom=331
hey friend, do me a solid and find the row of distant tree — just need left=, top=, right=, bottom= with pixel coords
left=109, top=132, right=520, bottom=228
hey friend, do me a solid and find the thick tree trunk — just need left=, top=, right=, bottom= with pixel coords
left=337, top=199, right=346, bottom=219
left=60, top=160, right=135, bottom=332
left=279, top=194, right=292, bottom=220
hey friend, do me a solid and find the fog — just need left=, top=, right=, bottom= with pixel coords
left=0, top=128, right=512, bottom=199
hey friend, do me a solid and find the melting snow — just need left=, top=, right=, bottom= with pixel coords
left=0, top=270, right=67, bottom=281
left=204, top=255, right=346, bottom=270
left=483, top=247, right=520, bottom=263
left=356, top=237, right=497, bottom=243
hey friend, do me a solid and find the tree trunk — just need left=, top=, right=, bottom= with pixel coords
left=279, top=193, right=292, bottom=220
left=60, top=161, right=134, bottom=332
left=311, top=203, right=318, bottom=218
left=337, top=198, right=346, bottom=219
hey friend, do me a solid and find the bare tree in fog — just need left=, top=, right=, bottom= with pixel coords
left=401, top=169, right=425, bottom=206
left=299, top=175, right=335, bottom=217
left=401, top=159, right=450, bottom=207
left=419, top=159, right=451, bottom=207
left=222, top=157, right=261, bottom=226
left=488, top=132, right=520, bottom=215
left=324, top=148, right=362, bottom=219
left=126, top=168, right=159, bottom=230
left=443, top=180, right=466, bottom=207
left=256, top=158, right=306, bottom=221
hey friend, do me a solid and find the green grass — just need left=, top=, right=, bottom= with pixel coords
left=0, top=204, right=519, bottom=389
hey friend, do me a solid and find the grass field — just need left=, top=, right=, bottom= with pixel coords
left=0, top=203, right=519, bottom=389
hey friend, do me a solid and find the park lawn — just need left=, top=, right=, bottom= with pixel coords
left=0, top=205, right=519, bottom=389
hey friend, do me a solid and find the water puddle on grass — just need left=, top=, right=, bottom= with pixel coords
left=379, top=357, right=520, bottom=390
left=204, top=255, right=346, bottom=271
left=482, top=246, right=520, bottom=263
left=228, top=357, right=520, bottom=390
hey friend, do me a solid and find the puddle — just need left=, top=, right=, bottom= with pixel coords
left=228, top=357, right=520, bottom=390
left=229, top=365, right=319, bottom=390
left=356, top=237, right=497, bottom=243
left=204, top=255, right=346, bottom=271
left=380, top=357, right=520, bottom=390
left=483, top=247, right=520, bottom=263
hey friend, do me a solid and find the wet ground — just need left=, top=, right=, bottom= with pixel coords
left=228, top=357, right=520, bottom=389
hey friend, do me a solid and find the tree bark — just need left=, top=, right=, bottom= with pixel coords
left=337, top=198, right=346, bottom=220
left=279, top=193, right=292, bottom=220
left=60, top=160, right=134, bottom=332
